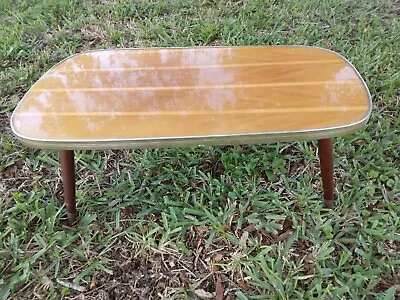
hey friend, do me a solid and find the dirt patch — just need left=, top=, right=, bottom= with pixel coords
left=68, top=244, right=229, bottom=300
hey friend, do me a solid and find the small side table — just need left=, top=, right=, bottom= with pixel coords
left=10, top=46, right=371, bottom=225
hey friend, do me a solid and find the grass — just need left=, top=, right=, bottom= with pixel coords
left=0, top=0, right=399, bottom=298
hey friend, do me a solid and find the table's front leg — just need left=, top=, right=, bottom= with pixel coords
left=60, top=150, right=77, bottom=225
left=318, top=139, right=334, bottom=208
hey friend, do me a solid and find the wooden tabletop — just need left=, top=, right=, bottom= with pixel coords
left=11, top=46, right=371, bottom=149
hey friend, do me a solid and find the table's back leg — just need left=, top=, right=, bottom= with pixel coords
left=318, top=139, right=334, bottom=208
left=60, top=150, right=77, bottom=225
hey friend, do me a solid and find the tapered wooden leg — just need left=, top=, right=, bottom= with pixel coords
left=318, top=139, right=334, bottom=208
left=60, top=150, right=77, bottom=225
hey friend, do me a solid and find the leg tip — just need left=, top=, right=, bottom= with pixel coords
left=325, top=199, right=334, bottom=209
left=67, top=212, right=77, bottom=225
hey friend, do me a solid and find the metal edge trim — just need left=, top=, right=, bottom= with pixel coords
left=16, top=118, right=368, bottom=150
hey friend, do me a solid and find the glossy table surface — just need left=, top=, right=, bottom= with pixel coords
left=11, top=46, right=371, bottom=149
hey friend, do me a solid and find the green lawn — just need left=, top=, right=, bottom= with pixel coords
left=0, top=0, right=399, bottom=299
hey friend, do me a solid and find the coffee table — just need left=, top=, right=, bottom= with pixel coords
left=10, top=46, right=371, bottom=225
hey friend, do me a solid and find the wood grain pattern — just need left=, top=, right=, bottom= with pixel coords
left=11, top=46, right=371, bottom=149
